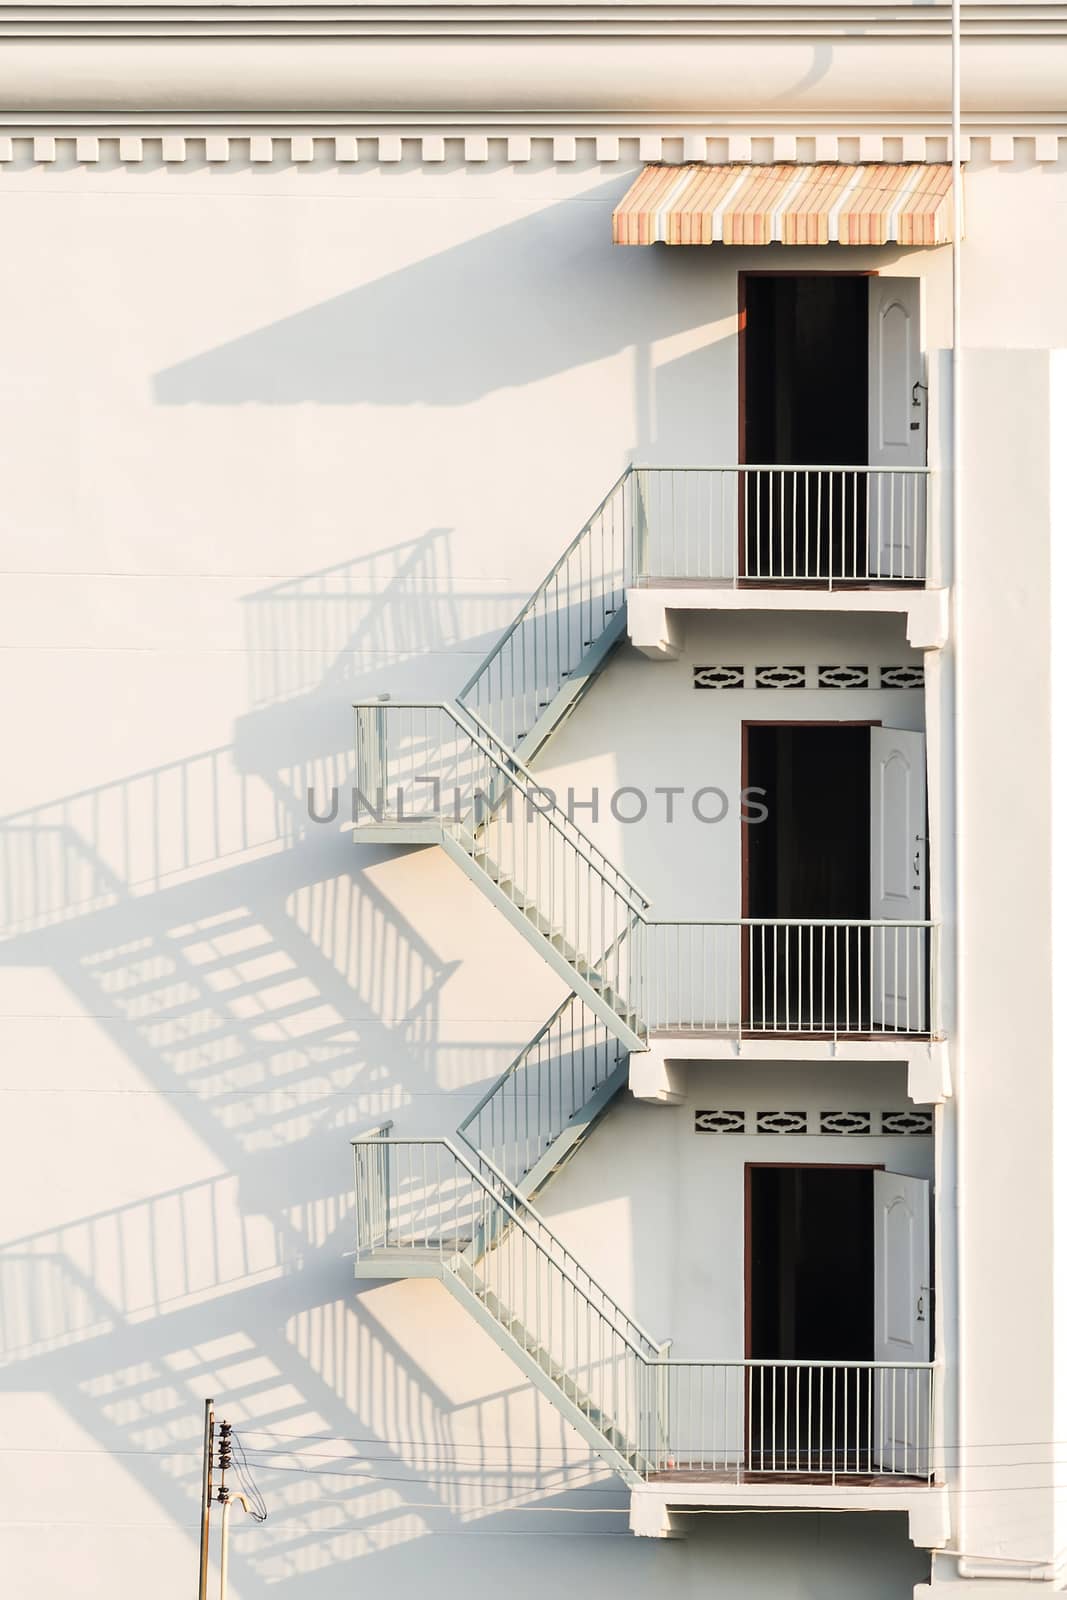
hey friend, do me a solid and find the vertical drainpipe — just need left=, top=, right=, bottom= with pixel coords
left=949, top=0, right=970, bottom=1579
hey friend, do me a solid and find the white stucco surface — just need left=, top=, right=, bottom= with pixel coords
left=0, top=138, right=1063, bottom=1596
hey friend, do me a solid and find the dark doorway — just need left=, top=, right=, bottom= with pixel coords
left=744, top=724, right=872, bottom=1031
left=740, top=274, right=869, bottom=581
left=747, top=1164, right=874, bottom=1470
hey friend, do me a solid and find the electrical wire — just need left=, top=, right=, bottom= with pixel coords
left=232, top=1429, right=269, bottom=1523
left=233, top=1425, right=1067, bottom=1457
left=234, top=1454, right=1067, bottom=1499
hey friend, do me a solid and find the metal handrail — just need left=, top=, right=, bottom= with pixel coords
left=456, top=992, right=581, bottom=1144
left=457, top=467, right=631, bottom=704
left=352, top=1133, right=662, bottom=1362
left=657, top=1357, right=935, bottom=1370
left=645, top=919, right=938, bottom=1038
left=353, top=697, right=650, bottom=912
left=638, top=464, right=930, bottom=475
left=653, top=917, right=934, bottom=929
left=459, top=461, right=931, bottom=704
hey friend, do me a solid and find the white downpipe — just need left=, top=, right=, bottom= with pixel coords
left=219, top=1494, right=251, bottom=1600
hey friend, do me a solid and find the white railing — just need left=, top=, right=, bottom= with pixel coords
left=646, top=920, right=936, bottom=1039
left=459, top=471, right=634, bottom=751
left=352, top=1138, right=934, bottom=1484
left=354, top=700, right=650, bottom=1040
left=456, top=464, right=929, bottom=754
left=651, top=1360, right=934, bottom=1481
left=457, top=994, right=626, bottom=1187
left=352, top=1134, right=664, bottom=1475
left=633, top=465, right=929, bottom=586
left=351, top=713, right=938, bottom=1041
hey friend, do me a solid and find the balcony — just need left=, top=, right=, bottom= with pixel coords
left=650, top=1359, right=933, bottom=1482
left=645, top=920, right=936, bottom=1040
left=632, top=465, right=930, bottom=588
left=353, top=702, right=939, bottom=1046
left=352, top=1136, right=937, bottom=1493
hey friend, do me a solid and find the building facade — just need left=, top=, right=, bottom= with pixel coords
left=1, top=5, right=1066, bottom=1596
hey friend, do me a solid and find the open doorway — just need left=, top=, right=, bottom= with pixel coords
left=745, top=1163, right=933, bottom=1478
left=747, top=1164, right=874, bottom=1472
left=748, top=1165, right=874, bottom=1362
left=741, top=274, right=868, bottom=582
left=745, top=724, right=871, bottom=919
left=738, top=272, right=927, bottom=583
left=742, top=274, right=869, bottom=467
left=744, top=723, right=872, bottom=1031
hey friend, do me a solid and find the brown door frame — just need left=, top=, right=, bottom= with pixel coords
left=737, top=270, right=876, bottom=586
left=740, top=719, right=880, bottom=922
left=743, top=1160, right=885, bottom=1361
left=739, top=720, right=881, bottom=1040
left=737, top=269, right=876, bottom=466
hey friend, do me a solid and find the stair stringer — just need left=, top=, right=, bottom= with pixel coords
left=440, top=1260, right=646, bottom=1484
left=437, top=830, right=646, bottom=1051
left=513, top=1056, right=631, bottom=1202
left=510, top=608, right=628, bottom=765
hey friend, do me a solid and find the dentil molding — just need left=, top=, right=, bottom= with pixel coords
left=0, top=129, right=1063, bottom=165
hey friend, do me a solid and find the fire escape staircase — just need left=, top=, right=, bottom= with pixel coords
left=352, top=993, right=665, bottom=1484
left=351, top=467, right=937, bottom=1486
left=355, top=467, right=652, bottom=1052
left=352, top=471, right=672, bottom=1480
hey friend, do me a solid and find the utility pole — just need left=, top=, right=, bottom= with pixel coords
left=197, top=1399, right=215, bottom=1600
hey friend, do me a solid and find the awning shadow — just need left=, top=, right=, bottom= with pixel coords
left=153, top=182, right=713, bottom=408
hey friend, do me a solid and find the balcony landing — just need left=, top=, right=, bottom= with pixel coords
left=633, top=1034, right=950, bottom=1106
left=627, top=584, right=948, bottom=659
left=629, top=1477, right=950, bottom=1546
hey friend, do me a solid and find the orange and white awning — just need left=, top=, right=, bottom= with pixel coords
left=612, top=163, right=954, bottom=247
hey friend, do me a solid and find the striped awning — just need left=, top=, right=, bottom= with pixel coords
left=612, top=163, right=954, bottom=247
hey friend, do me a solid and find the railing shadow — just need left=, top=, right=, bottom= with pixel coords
left=0, top=1191, right=617, bottom=1591
left=0, top=529, right=577, bottom=1588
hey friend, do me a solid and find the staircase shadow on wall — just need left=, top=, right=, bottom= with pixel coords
left=0, top=531, right=608, bottom=1592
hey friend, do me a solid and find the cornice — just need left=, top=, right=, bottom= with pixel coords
left=5, top=4, right=1067, bottom=41
left=2, top=4, right=1065, bottom=120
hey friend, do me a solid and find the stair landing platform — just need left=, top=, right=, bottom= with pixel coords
left=630, top=1476, right=951, bottom=1547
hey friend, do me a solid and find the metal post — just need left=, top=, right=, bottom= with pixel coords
left=197, top=1399, right=214, bottom=1600
left=218, top=1493, right=251, bottom=1600
left=219, top=1498, right=232, bottom=1600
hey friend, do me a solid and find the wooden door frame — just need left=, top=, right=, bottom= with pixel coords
left=740, top=720, right=880, bottom=1040
left=737, top=269, right=877, bottom=466
left=740, top=719, right=880, bottom=922
left=743, top=1160, right=885, bottom=1362
left=737, top=270, right=876, bottom=586
left=741, top=1159, right=885, bottom=1477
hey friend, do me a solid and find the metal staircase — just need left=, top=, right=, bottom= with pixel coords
left=457, top=469, right=635, bottom=757
left=457, top=993, right=630, bottom=1200
left=355, top=698, right=649, bottom=1049
left=352, top=983, right=663, bottom=1481
left=352, top=1122, right=665, bottom=1484
left=351, top=469, right=938, bottom=1487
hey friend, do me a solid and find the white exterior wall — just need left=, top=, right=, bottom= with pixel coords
left=537, top=1061, right=932, bottom=1356
left=536, top=611, right=924, bottom=916
left=0, top=63, right=1065, bottom=1597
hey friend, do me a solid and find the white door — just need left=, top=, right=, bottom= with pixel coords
left=868, top=276, right=926, bottom=580
left=873, top=1170, right=932, bottom=1475
left=870, top=727, right=927, bottom=1031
